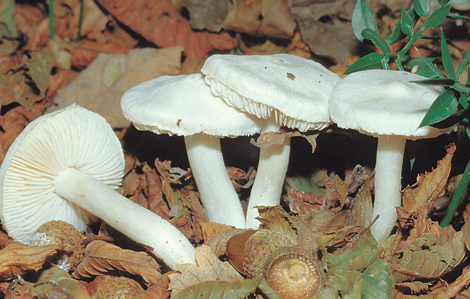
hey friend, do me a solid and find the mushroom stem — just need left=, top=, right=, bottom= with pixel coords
left=246, top=118, right=291, bottom=229
left=184, top=134, right=246, bottom=228
left=54, top=167, right=196, bottom=269
left=370, top=135, right=406, bottom=244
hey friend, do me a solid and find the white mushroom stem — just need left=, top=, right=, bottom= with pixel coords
left=246, top=117, right=291, bottom=229
left=54, top=167, right=196, bottom=270
left=184, top=134, right=246, bottom=228
left=370, top=135, right=407, bottom=244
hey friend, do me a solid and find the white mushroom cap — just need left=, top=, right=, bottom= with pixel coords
left=121, top=73, right=262, bottom=137
left=0, top=104, right=123, bottom=242
left=329, top=69, right=448, bottom=139
left=201, top=53, right=341, bottom=131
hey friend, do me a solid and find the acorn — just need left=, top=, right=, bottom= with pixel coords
left=226, top=229, right=321, bottom=299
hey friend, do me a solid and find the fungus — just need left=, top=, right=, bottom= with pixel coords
left=329, top=69, right=453, bottom=243
left=121, top=74, right=261, bottom=228
left=0, top=104, right=195, bottom=269
left=201, top=54, right=341, bottom=229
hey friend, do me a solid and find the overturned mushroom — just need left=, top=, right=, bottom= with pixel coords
left=0, top=104, right=195, bottom=269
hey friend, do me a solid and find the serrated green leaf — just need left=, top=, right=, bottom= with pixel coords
left=441, top=28, right=456, bottom=79
left=352, top=0, right=378, bottom=42
left=409, top=77, right=455, bottom=85
left=344, top=53, right=384, bottom=74
left=414, top=0, right=431, bottom=16
left=361, top=29, right=390, bottom=54
left=419, top=89, right=459, bottom=127
left=415, top=47, right=446, bottom=77
left=400, top=6, right=414, bottom=37
left=422, top=6, right=451, bottom=29
left=359, top=258, right=394, bottom=299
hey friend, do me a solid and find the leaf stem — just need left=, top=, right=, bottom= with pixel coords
left=440, top=157, right=470, bottom=227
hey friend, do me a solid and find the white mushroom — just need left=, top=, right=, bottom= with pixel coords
left=121, top=74, right=262, bottom=228
left=201, top=54, right=341, bottom=229
left=0, top=104, right=195, bottom=269
left=329, top=70, right=453, bottom=243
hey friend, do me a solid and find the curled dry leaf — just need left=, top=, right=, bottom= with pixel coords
left=142, top=162, right=171, bottom=219
left=203, top=227, right=246, bottom=258
left=49, top=46, right=183, bottom=128
left=0, top=242, right=65, bottom=280
left=71, top=240, right=161, bottom=285
left=168, top=245, right=243, bottom=297
left=223, top=0, right=296, bottom=39
left=257, top=205, right=298, bottom=245
left=402, top=143, right=456, bottom=213
left=97, top=0, right=236, bottom=58
left=251, top=129, right=318, bottom=152
left=188, top=191, right=209, bottom=241
left=94, top=276, right=149, bottom=299
left=0, top=106, right=35, bottom=163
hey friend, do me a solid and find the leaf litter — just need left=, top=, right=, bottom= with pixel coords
left=1, top=0, right=470, bottom=298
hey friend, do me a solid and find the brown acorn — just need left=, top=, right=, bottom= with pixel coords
left=226, top=229, right=321, bottom=299
left=226, top=229, right=293, bottom=278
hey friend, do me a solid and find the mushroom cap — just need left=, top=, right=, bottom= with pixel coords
left=0, top=104, right=125, bottom=243
left=121, top=73, right=262, bottom=137
left=201, top=54, right=341, bottom=132
left=329, top=69, right=450, bottom=139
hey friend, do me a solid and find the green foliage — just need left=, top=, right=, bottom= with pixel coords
left=174, top=277, right=264, bottom=299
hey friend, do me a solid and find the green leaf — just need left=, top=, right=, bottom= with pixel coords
left=422, top=6, right=451, bottom=29
left=344, top=53, right=384, bottom=74
left=419, top=89, right=459, bottom=127
left=400, top=6, right=414, bottom=36
left=415, top=47, right=446, bottom=78
left=174, top=277, right=262, bottom=299
left=359, top=258, right=394, bottom=299
left=440, top=29, right=456, bottom=79
left=362, top=29, right=390, bottom=54
left=438, top=0, right=450, bottom=6
left=456, top=45, right=470, bottom=80
left=460, top=93, right=469, bottom=109
left=409, top=77, right=456, bottom=85
left=453, top=82, right=470, bottom=93
left=414, top=0, right=431, bottom=16
left=352, top=0, right=378, bottom=42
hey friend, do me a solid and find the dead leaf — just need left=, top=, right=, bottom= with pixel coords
left=257, top=205, right=298, bottom=245
left=173, top=277, right=263, bottom=299
left=224, top=0, right=296, bottom=39
left=402, top=144, right=456, bottom=213
left=97, top=0, right=236, bottom=58
left=0, top=106, right=35, bottom=163
left=0, top=242, right=64, bottom=280
left=251, top=129, right=318, bottom=152
left=48, top=46, right=183, bottom=128
left=189, top=191, right=209, bottom=240
left=71, top=240, right=161, bottom=285
left=142, top=162, right=171, bottom=219
left=168, top=245, right=243, bottom=297
left=180, top=0, right=232, bottom=32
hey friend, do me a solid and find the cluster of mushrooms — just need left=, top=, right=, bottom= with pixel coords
left=0, top=54, right=453, bottom=274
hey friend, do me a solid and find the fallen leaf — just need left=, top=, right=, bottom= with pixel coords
left=202, top=226, right=244, bottom=258
left=168, top=245, right=243, bottom=297
left=180, top=0, right=232, bottom=32
left=173, top=276, right=263, bottom=299
left=97, top=0, right=236, bottom=58
left=71, top=240, right=162, bottom=285
left=188, top=191, right=209, bottom=240
left=0, top=242, right=64, bottom=280
left=402, top=143, right=456, bottom=213
left=251, top=129, right=318, bottom=152
left=48, top=46, right=183, bottom=128
left=223, top=0, right=296, bottom=39
left=142, top=162, right=171, bottom=219
left=23, top=264, right=90, bottom=299
left=257, top=205, right=298, bottom=245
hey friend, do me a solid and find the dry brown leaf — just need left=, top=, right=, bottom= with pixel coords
left=203, top=227, right=246, bottom=258
left=188, top=191, right=209, bottom=241
left=224, top=0, right=296, bottom=39
left=97, top=0, right=236, bottom=58
left=251, top=129, right=318, bottom=152
left=48, top=46, right=183, bottom=128
left=0, top=242, right=64, bottom=280
left=0, top=106, right=35, bottom=163
left=71, top=240, right=161, bottom=285
left=257, top=205, right=298, bottom=244
left=168, top=245, right=243, bottom=297
left=142, top=162, right=171, bottom=220
left=402, top=144, right=456, bottom=213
